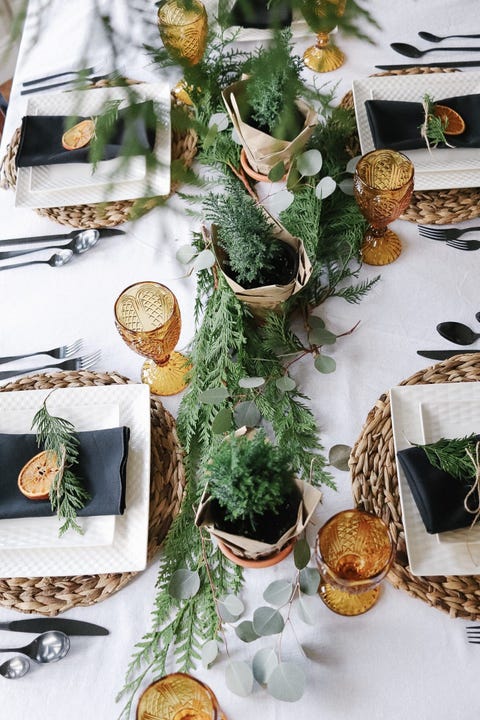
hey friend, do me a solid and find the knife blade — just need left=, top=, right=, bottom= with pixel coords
left=22, top=66, right=96, bottom=87
left=20, top=74, right=113, bottom=96
left=0, top=618, right=109, bottom=635
left=376, top=60, right=480, bottom=70
left=417, top=350, right=480, bottom=360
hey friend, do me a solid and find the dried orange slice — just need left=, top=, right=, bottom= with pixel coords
left=18, top=450, right=62, bottom=500
left=434, top=105, right=466, bottom=136
left=61, top=119, right=95, bottom=150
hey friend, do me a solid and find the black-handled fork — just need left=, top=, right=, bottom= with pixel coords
left=446, top=239, right=480, bottom=251
left=466, top=626, right=480, bottom=643
left=418, top=225, right=480, bottom=241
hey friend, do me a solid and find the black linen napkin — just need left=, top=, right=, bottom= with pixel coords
left=397, top=445, right=476, bottom=534
left=0, top=426, right=130, bottom=519
left=365, top=94, right=480, bottom=151
left=16, top=100, right=157, bottom=168
left=227, top=0, right=292, bottom=28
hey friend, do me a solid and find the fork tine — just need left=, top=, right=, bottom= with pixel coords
left=79, top=350, right=101, bottom=370
left=447, top=239, right=469, bottom=250
left=418, top=226, right=445, bottom=235
left=63, top=338, right=84, bottom=359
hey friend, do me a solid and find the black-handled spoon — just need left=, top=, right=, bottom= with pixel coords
left=419, top=31, right=480, bottom=43
left=391, top=42, right=480, bottom=58
left=437, top=321, right=480, bottom=346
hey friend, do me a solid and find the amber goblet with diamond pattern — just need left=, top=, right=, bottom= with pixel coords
left=302, top=0, right=347, bottom=73
left=114, top=281, right=191, bottom=396
left=353, top=149, right=414, bottom=266
left=136, top=672, right=226, bottom=720
left=315, top=509, right=394, bottom=616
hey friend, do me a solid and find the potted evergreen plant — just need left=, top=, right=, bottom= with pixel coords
left=195, top=428, right=322, bottom=567
left=222, top=30, right=318, bottom=179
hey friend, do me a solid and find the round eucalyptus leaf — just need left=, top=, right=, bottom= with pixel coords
left=233, top=400, right=262, bottom=428
left=299, top=567, right=321, bottom=595
left=293, top=538, right=310, bottom=569
left=175, top=244, right=197, bottom=265
left=309, top=327, right=337, bottom=346
left=264, top=188, right=295, bottom=216
left=339, top=177, right=354, bottom=195
left=238, top=376, right=265, bottom=389
left=209, top=112, right=229, bottom=131
left=346, top=155, right=360, bottom=174
left=235, top=620, right=260, bottom=643
left=314, top=354, right=336, bottom=374
left=294, top=595, right=317, bottom=625
left=263, top=579, right=293, bottom=607
left=211, top=407, right=233, bottom=434
left=199, top=387, right=230, bottom=404
left=267, top=662, right=306, bottom=702
left=202, top=125, right=218, bottom=150
left=328, top=443, right=352, bottom=471
left=192, top=249, right=216, bottom=272
left=231, top=127, right=243, bottom=145
left=308, top=315, right=325, bottom=330
left=268, top=161, right=286, bottom=182
left=315, top=175, right=337, bottom=199
left=252, top=647, right=278, bottom=685
left=168, top=569, right=200, bottom=600
left=221, top=594, right=244, bottom=618
left=253, top=606, right=285, bottom=636
left=296, top=149, right=323, bottom=177
left=225, top=660, right=254, bottom=697
left=275, top=375, right=296, bottom=393
left=201, top=639, right=218, bottom=668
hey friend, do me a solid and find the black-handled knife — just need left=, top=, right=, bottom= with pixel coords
left=0, top=229, right=125, bottom=248
left=22, top=66, right=96, bottom=87
left=376, top=60, right=480, bottom=70
left=20, top=73, right=113, bottom=96
left=417, top=350, right=480, bottom=360
left=0, top=618, right=109, bottom=635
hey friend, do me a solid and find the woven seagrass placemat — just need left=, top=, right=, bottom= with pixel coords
left=0, top=370, right=185, bottom=616
left=1, top=83, right=198, bottom=229
left=341, top=66, right=480, bottom=226
left=349, top=353, right=480, bottom=620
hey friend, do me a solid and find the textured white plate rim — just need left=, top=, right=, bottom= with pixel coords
left=15, top=82, right=171, bottom=209
left=352, top=72, right=480, bottom=191
left=390, top=382, right=480, bottom=576
left=0, top=384, right=151, bottom=577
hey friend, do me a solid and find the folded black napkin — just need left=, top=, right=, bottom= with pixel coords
left=0, top=426, right=129, bottom=520
left=227, top=0, right=292, bottom=28
left=397, top=445, right=476, bottom=534
left=16, top=100, right=157, bottom=168
left=365, top=94, right=480, bottom=151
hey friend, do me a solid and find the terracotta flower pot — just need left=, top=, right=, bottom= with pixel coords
left=216, top=537, right=295, bottom=568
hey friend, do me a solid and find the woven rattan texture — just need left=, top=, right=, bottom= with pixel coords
left=0, top=370, right=185, bottom=616
left=1, top=85, right=198, bottom=229
left=341, top=66, right=480, bottom=226
left=349, top=353, right=480, bottom=620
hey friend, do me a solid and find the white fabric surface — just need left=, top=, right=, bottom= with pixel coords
left=0, top=1, right=479, bottom=718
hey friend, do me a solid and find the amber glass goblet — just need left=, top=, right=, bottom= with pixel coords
left=136, top=672, right=226, bottom=720
left=157, top=0, right=208, bottom=66
left=114, top=281, right=191, bottom=396
left=315, top=509, right=394, bottom=616
left=353, top=149, right=414, bottom=266
left=302, top=0, right=346, bottom=73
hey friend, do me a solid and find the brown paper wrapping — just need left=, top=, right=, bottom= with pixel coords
left=222, top=78, right=318, bottom=176
left=195, top=478, right=322, bottom=562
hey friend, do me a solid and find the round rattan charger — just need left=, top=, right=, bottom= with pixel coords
left=350, top=353, right=480, bottom=620
left=0, top=370, right=186, bottom=616
left=1, top=80, right=198, bottom=229
left=341, top=66, right=480, bottom=226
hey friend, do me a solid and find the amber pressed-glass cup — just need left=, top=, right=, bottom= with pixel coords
left=315, top=509, right=394, bottom=616
left=302, top=0, right=347, bottom=73
left=157, top=0, right=208, bottom=66
left=136, top=672, right=226, bottom=720
left=353, top=149, right=414, bottom=266
left=114, top=281, right=191, bottom=396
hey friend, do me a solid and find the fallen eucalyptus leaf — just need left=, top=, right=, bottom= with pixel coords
left=168, top=569, right=200, bottom=600
left=329, top=444, right=352, bottom=471
left=211, top=407, right=233, bottom=434
left=233, top=400, right=262, bottom=428
left=315, top=175, right=336, bottom=199
left=175, top=244, right=197, bottom=265
left=192, top=249, right=216, bottom=272
left=235, top=620, right=260, bottom=643
left=201, top=639, right=218, bottom=668
left=238, top=376, right=265, bottom=389
left=314, top=354, right=336, bottom=374
left=263, top=579, right=293, bottom=607
left=294, top=538, right=310, bottom=570
left=296, top=148, right=323, bottom=177
left=252, top=647, right=278, bottom=685
left=253, top=606, right=285, bottom=636
left=267, top=662, right=306, bottom=702
left=299, top=567, right=321, bottom=595
left=225, top=660, right=254, bottom=697
left=275, top=375, right=296, bottom=393
left=199, top=387, right=230, bottom=404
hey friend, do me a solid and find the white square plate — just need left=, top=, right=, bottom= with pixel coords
left=204, top=0, right=311, bottom=41
left=390, top=382, right=480, bottom=576
left=0, top=384, right=151, bottom=577
left=352, top=72, right=480, bottom=191
left=15, top=82, right=171, bottom=208
left=0, top=404, right=120, bottom=550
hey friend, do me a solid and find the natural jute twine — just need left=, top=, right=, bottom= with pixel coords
left=0, top=371, right=186, bottom=616
left=349, top=353, right=480, bottom=620
left=341, top=66, right=480, bottom=226
left=1, top=82, right=198, bottom=229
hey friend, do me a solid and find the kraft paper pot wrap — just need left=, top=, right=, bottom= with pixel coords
left=195, top=479, right=322, bottom=561
left=222, top=78, right=318, bottom=176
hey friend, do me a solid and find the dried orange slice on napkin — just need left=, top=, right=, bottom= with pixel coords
left=18, top=450, right=62, bottom=500
left=434, top=105, right=466, bottom=136
left=61, top=119, right=95, bottom=150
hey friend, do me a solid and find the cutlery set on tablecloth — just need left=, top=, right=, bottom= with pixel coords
left=377, top=30, right=480, bottom=69
left=0, top=340, right=102, bottom=380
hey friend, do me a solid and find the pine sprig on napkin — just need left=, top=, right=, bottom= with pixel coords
left=31, top=398, right=90, bottom=535
left=418, top=434, right=478, bottom=482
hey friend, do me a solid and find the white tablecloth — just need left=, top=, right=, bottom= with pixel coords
left=0, top=1, right=479, bottom=718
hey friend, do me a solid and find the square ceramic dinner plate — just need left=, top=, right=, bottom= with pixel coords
left=204, top=0, right=312, bottom=41
left=15, top=82, right=171, bottom=208
left=0, top=384, right=151, bottom=577
left=390, top=382, right=480, bottom=576
left=352, top=71, right=480, bottom=192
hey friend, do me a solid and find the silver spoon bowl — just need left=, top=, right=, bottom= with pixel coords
left=0, top=249, right=74, bottom=271
left=0, top=656, right=30, bottom=679
left=0, top=631, right=70, bottom=663
left=391, top=42, right=480, bottom=58
left=0, top=229, right=99, bottom=261
left=419, top=31, right=480, bottom=43
left=437, top=321, right=480, bottom=346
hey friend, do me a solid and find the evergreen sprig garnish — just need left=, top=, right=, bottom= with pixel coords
left=420, top=94, right=451, bottom=150
left=419, top=435, right=479, bottom=482
left=31, top=398, right=90, bottom=535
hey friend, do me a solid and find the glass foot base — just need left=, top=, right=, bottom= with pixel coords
left=141, top=352, right=192, bottom=396
left=319, top=583, right=380, bottom=616
left=303, top=44, right=345, bottom=73
left=361, top=230, right=402, bottom=266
